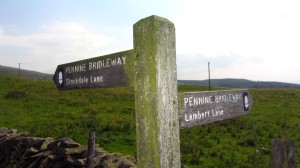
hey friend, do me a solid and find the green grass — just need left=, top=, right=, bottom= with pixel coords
left=180, top=88, right=300, bottom=167
left=0, top=76, right=299, bottom=167
left=0, top=76, right=136, bottom=156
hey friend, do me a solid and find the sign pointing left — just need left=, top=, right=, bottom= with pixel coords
left=53, top=50, right=133, bottom=90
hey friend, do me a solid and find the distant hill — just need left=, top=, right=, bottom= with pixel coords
left=179, top=78, right=300, bottom=89
left=2, top=64, right=299, bottom=88
left=0, top=65, right=52, bottom=80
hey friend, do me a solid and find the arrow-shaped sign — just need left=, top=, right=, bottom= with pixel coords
left=53, top=50, right=134, bottom=90
left=179, top=89, right=253, bottom=128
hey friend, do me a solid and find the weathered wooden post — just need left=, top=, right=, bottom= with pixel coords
left=86, top=131, right=95, bottom=168
left=133, top=16, right=181, bottom=167
left=271, top=139, right=296, bottom=168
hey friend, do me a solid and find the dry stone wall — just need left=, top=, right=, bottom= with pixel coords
left=0, top=128, right=136, bottom=168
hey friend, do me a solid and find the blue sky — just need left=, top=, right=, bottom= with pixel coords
left=1, top=0, right=300, bottom=84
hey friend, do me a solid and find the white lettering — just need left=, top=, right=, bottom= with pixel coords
left=65, top=76, right=89, bottom=85
left=106, top=59, right=111, bottom=67
left=90, top=75, right=104, bottom=84
left=122, top=56, right=126, bottom=64
left=184, top=96, right=213, bottom=107
left=212, top=109, right=224, bottom=117
left=111, top=58, right=117, bottom=66
left=184, top=98, right=189, bottom=106
left=184, top=111, right=210, bottom=122
left=117, top=57, right=122, bottom=65
left=214, top=93, right=242, bottom=103
left=88, top=56, right=125, bottom=71
left=189, top=97, right=193, bottom=106
left=65, top=64, right=86, bottom=74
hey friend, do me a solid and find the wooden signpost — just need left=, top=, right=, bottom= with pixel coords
left=53, top=15, right=253, bottom=168
left=179, top=89, right=253, bottom=128
left=53, top=50, right=134, bottom=90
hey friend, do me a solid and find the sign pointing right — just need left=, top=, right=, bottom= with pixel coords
left=178, top=89, right=253, bottom=128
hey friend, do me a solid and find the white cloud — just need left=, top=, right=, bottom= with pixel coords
left=173, top=0, right=300, bottom=83
left=0, top=21, right=115, bottom=73
left=1, top=0, right=300, bottom=84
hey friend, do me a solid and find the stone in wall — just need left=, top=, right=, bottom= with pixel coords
left=0, top=127, right=136, bottom=168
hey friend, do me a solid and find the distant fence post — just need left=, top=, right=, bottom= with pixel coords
left=133, top=15, right=181, bottom=167
left=86, top=131, right=95, bottom=168
left=271, top=139, right=296, bottom=168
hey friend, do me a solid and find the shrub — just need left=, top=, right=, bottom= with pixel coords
left=238, top=138, right=256, bottom=147
left=5, top=91, right=28, bottom=99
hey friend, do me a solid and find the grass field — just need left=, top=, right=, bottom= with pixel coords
left=0, top=76, right=299, bottom=167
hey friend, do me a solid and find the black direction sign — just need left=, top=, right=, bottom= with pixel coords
left=179, top=89, right=253, bottom=128
left=53, top=50, right=133, bottom=90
